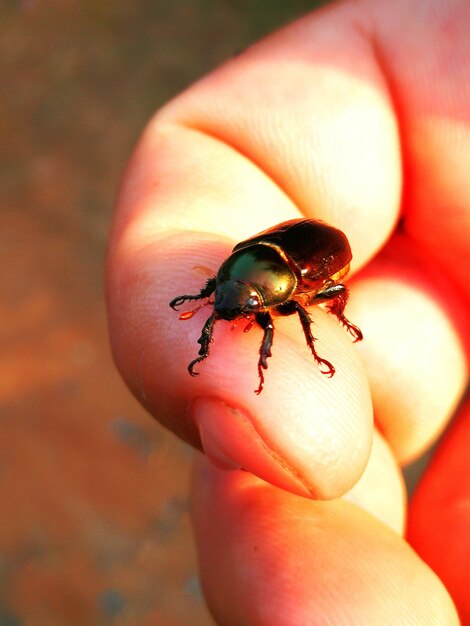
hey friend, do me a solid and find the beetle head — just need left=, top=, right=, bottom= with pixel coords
left=214, top=280, right=260, bottom=321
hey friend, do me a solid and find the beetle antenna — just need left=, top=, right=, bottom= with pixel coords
left=179, top=300, right=214, bottom=321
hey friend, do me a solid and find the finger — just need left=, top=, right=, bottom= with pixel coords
left=348, top=235, right=468, bottom=463
left=191, top=456, right=458, bottom=626
left=109, top=227, right=373, bottom=499
left=408, top=396, right=470, bottom=622
left=369, top=0, right=470, bottom=301
left=107, top=0, right=401, bottom=499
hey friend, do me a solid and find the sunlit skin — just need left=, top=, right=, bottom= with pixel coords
left=106, top=0, right=470, bottom=623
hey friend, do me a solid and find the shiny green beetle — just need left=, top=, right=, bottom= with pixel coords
left=170, top=218, right=362, bottom=393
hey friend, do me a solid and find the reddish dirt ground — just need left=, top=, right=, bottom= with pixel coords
left=0, top=1, right=318, bottom=623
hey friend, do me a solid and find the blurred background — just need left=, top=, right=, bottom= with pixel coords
left=0, top=1, right=331, bottom=624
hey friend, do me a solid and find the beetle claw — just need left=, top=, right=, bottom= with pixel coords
left=188, top=359, right=201, bottom=376
left=169, top=296, right=185, bottom=310
left=318, top=358, right=335, bottom=377
left=339, top=318, right=363, bottom=343
left=255, top=365, right=265, bottom=394
left=349, top=325, right=363, bottom=342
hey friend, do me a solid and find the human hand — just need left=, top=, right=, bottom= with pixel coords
left=106, top=0, right=469, bottom=623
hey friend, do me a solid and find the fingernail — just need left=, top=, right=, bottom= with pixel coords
left=190, top=396, right=315, bottom=497
left=196, top=417, right=241, bottom=471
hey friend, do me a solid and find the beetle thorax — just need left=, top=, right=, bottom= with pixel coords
left=215, top=244, right=297, bottom=316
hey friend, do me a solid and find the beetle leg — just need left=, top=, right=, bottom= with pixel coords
left=280, top=301, right=335, bottom=377
left=312, top=283, right=345, bottom=304
left=314, top=285, right=363, bottom=342
left=188, top=311, right=217, bottom=376
left=243, top=317, right=255, bottom=333
left=254, top=311, right=274, bottom=394
left=169, top=276, right=217, bottom=310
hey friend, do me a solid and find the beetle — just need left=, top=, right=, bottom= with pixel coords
left=169, top=218, right=363, bottom=393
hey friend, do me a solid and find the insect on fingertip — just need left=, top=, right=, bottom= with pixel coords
left=170, top=219, right=363, bottom=392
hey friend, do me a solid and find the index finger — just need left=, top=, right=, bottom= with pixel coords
left=107, top=2, right=404, bottom=500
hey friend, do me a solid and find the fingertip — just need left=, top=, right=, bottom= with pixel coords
left=186, top=309, right=373, bottom=500
left=109, top=227, right=373, bottom=499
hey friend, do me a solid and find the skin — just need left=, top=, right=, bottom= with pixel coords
left=106, top=0, right=470, bottom=623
